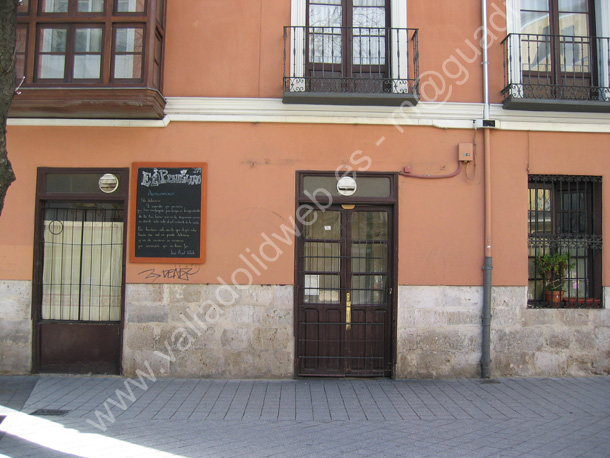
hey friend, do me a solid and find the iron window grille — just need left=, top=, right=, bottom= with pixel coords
left=41, top=202, right=125, bottom=322
left=502, top=33, right=610, bottom=103
left=528, top=175, right=603, bottom=308
left=284, top=25, right=419, bottom=96
left=502, top=0, right=610, bottom=108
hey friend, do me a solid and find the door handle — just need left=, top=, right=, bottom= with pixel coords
left=346, top=292, right=351, bottom=331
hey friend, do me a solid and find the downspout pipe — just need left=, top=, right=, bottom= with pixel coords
left=482, top=130, right=492, bottom=379
left=482, top=0, right=491, bottom=121
left=481, top=0, right=493, bottom=379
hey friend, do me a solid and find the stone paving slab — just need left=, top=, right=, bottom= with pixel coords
left=0, top=375, right=608, bottom=457
left=0, top=377, right=38, bottom=413
left=0, top=376, right=39, bottom=443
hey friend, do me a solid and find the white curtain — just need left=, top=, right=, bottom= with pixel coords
left=42, top=220, right=124, bottom=322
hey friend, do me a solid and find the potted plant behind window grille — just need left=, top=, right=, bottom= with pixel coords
left=535, top=252, right=573, bottom=307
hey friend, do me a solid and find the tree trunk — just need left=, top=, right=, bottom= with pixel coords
left=0, top=0, right=18, bottom=217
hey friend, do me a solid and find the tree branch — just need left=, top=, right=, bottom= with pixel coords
left=0, top=0, right=19, bottom=216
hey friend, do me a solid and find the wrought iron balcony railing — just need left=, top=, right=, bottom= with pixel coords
left=502, top=33, right=610, bottom=111
left=283, top=26, right=419, bottom=105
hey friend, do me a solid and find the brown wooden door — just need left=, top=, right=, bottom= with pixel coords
left=34, top=201, right=125, bottom=374
left=305, top=0, right=391, bottom=92
left=33, top=169, right=128, bottom=375
left=520, top=0, right=597, bottom=98
left=297, top=205, right=393, bottom=377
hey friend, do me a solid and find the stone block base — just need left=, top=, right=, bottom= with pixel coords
left=396, top=285, right=610, bottom=378
left=123, top=284, right=294, bottom=378
left=1, top=280, right=608, bottom=379
left=0, top=281, right=32, bottom=374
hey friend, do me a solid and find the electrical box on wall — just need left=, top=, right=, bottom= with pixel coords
left=459, top=143, right=474, bottom=162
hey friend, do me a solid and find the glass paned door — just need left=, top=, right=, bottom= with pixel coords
left=520, top=0, right=595, bottom=93
left=297, top=206, right=393, bottom=376
left=306, top=0, right=390, bottom=92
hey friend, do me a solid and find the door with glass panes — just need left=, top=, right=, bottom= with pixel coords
left=520, top=0, right=596, bottom=96
left=33, top=169, right=128, bottom=374
left=306, top=0, right=391, bottom=92
left=297, top=205, right=393, bottom=376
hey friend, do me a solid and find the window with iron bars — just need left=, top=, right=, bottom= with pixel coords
left=528, top=175, right=603, bottom=308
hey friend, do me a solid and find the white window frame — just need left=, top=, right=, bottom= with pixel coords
left=505, top=0, right=610, bottom=99
left=595, top=0, right=610, bottom=99
left=504, top=0, right=522, bottom=91
left=289, top=0, right=409, bottom=93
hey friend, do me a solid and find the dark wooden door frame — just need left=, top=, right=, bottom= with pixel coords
left=31, top=167, right=129, bottom=374
left=305, top=0, right=391, bottom=79
left=294, top=171, right=399, bottom=377
left=523, top=0, right=597, bottom=89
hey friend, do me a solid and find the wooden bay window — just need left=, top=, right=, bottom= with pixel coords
left=11, top=0, right=166, bottom=119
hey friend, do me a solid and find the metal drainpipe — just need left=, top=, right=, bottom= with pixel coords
left=481, top=0, right=493, bottom=379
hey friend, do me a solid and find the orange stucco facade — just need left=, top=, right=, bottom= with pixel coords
left=1, top=0, right=609, bottom=379
left=4, top=125, right=610, bottom=288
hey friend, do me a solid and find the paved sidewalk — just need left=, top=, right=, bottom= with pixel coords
left=0, top=376, right=609, bottom=457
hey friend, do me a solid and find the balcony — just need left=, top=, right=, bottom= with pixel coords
left=283, top=26, right=419, bottom=106
left=502, top=33, right=610, bottom=113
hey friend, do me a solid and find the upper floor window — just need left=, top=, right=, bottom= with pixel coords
left=521, top=0, right=593, bottom=37
left=502, top=0, right=610, bottom=111
left=521, top=1, right=594, bottom=88
left=308, top=0, right=389, bottom=70
left=40, top=0, right=104, bottom=13
left=528, top=175, right=603, bottom=308
left=283, top=0, right=419, bottom=106
left=37, top=26, right=103, bottom=81
left=12, top=0, right=166, bottom=119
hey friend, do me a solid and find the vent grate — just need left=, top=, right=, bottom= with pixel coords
left=30, top=409, right=70, bottom=416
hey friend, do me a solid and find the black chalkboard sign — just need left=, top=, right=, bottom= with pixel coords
left=130, top=163, right=207, bottom=263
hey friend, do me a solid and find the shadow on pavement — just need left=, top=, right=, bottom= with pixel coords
left=0, top=431, right=84, bottom=458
